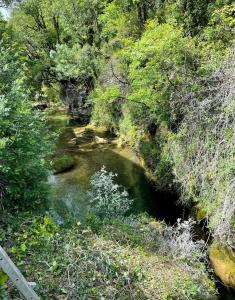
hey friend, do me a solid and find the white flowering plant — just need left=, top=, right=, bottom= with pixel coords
left=160, top=218, right=206, bottom=262
left=88, top=166, right=133, bottom=218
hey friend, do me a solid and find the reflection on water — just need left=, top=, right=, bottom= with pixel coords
left=50, top=112, right=183, bottom=223
left=51, top=185, right=89, bottom=220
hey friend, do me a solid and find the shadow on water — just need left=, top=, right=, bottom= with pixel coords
left=217, top=284, right=235, bottom=300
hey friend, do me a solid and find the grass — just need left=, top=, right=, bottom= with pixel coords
left=2, top=213, right=217, bottom=300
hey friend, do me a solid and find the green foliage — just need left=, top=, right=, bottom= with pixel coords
left=119, top=108, right=144, bottom=149
left=41, top=83, right=61, bottom=103
left=202, top=3, right=235, bottom=49
left=8, top=0, right=106, bottom=87
left=127, top=20, right=196, bottom=126
left=0, top=15, right=6, bottom=39
left=50, top=44, right=98, bottom=81
left=0, top=270, right=8, bottom=299
left=169, top=0, right=210, bottom=36
left=100, top=0, right=166, bottom=44
left=99, top=0, right=141, bottom=41
left=0, top=44, right=52, bottom=209
left=90, top=85, right=122, bottom=131
left=56, top=0, right=105, bottom=47
left=10, top=215, right=59, bottom=262
left=0, top=271, right=7, bottom=288
left=2, top=213, right=216, bottom=299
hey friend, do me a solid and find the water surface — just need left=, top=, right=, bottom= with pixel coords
left=49, top=111, right=182, bottom=222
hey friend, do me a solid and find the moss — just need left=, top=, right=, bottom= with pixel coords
left=51, top=154, right=75, bottom=174
left=192, top=205, right=207, bottom=221
left=196, top=208, right=207, bottom=220
left=209, top=243, right=235, bottom=289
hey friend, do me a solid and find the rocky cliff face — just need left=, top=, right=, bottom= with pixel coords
left=60, top=81, right=92, bottom=125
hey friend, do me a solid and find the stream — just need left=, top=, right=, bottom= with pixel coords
left=49, top=109, right=184, bottom=223
left=48, top=109, right=235, bottom=300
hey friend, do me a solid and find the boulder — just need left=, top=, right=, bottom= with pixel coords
left=68, top=138, right=78, bottom=146
left=94, top=136, right=108, bottom=144
left=209, top=243, right=235, bottom=289
left=60, top=81, right=92, bottom=125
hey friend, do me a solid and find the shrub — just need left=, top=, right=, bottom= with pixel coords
left=171, top=49, right=235, bottom=246
left=88, top=166, right=133, bottom=218
left=0, top=45, right=52, bottom=209
left=90, top=85, right=122, bottom=132
left=50, top=44, right=98, bottom=82
left=10, top=215, right=59, bottom=262
left=106, top=215, right=206, bottom=265
left=160, top=219, right=206, bottom=263
left=3, top=213, right=216, bottom=299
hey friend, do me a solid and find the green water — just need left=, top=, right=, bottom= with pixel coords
left=49, top=110, right=181, bottom=222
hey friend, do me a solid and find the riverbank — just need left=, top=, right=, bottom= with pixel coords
left=48, top=108, right=235, bottom=298
left=0, top=107, right=232, bottom=299
left=1, top=210, right=218, bottom=299
left=48, top=108, right=184, bottom=223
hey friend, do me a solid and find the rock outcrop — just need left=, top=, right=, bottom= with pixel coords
left=209, top=243, right=235, bottom=290
left=60, top=81, right=92, bottom=125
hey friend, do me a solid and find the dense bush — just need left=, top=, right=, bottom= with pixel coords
left=0, top=44, right=52, bottom=209
left=50, top=44, right=98, bottom=82
left=171, top=50, right=235, bottom=246
left=90, top=85, right=122, bottom=131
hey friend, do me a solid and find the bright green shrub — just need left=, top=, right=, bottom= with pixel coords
left=0, top=45, right=52, bottom=209
left=127, top=20, right=197, bottom=127
left=90, top=85, right=122, bottom=131
left=10, top=215, right=59, bottom=261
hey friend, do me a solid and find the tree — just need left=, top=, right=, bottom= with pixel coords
left=8, top=0, right=106, bottom=117
left=50, top=44, right=98, bottom=84
left=0, top=43, right=52, bottom=209
left=169, top=0, right=210, bottom=36
left=90, top=85, right=122, bottom=131
left=8, top=0, right=105, bottom=82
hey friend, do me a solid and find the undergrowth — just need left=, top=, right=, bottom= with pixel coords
left=0, top=212, right=217, bottom=300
